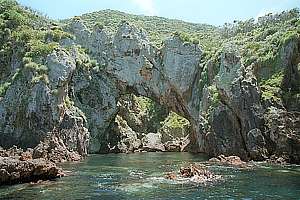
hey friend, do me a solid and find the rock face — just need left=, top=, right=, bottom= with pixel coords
left=203, top=50, right=266, bottom=160
left=1, top=14, right=299, bottom=164
left=141, top=133, right=166, bottom=152
left=66, top=20, right=202, bottom=153
left=199, top=39, right=300, bottom=163
left=0, top=47, right=90, bottom=158
left=71, top=70, right=119, bottom=153
left=264, top=107, right=300, bottom=163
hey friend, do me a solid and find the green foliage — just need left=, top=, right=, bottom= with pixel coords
left=0, top=0, right=76, bottom=88
left=64, top=96, right=74, bottom=108
left=94, top=22, right=104, bottom=30
left=280, top=30, right=299, bottom=45
left=134, top=95, right=168, bottom=131
left=135, top=96, right=155, bottom=113
left=73, top=46, right=96, bottom=70
left=260, top=71, right=284, bottom=102
left=63, top=9, right=221, bottom=50
left=90, top=59, right=97, bottom=68
left=208, top=85, right=221, bottom=107
left=25, top=40, right=58, bottom=59
left=45, top=29, right=74, bottom=42
left=31, top=74, right=49, bottom=84
left=0, top=81, right=11, bottom=97
left=163, top=112, right=190, bottom=129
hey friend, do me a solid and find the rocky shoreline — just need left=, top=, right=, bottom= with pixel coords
left=0, top=146, right=64, bottom=185
left=0, top=134, right=88, bottom=186
left=1, top=143, right=297, bottom=186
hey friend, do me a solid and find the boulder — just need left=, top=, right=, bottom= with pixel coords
left=142, top=133, right=165, bottom=152
left=0, top=156, right=63, bottom=185
left=165, top=163, right=220, bottom=184
left=208, top=155, right=246, bottom=166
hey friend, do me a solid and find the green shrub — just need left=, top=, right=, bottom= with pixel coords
left=94, top=22, right=104, bottom=30
left=24, top=61, right=39, bottom=70
left=163, top=112, right=189, bottom=129
left=90, top=59, right=97, bottom=68
left=45, top=29, right=74, bottom=42
left=31, top=74, right=49, bottom=84
left=260, top=71, right=284, bottom=102
left=280, top=30, right=299, bottom=45
left=208, top=85, right=220, bottom=107
left=26, top=40, right=58, bottom=58
left=0, top=82, right=11, bottom=97
left=64, top=96, right=74, bottom=108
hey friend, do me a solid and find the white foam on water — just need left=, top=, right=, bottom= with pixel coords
left=117, top=182, right=157, bottom=193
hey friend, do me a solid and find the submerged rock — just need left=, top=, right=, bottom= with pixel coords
left=165, top=172, right=177, bottom=180
left=165, top=163, right=220, bottom=184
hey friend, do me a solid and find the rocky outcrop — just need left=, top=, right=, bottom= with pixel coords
left=198, top=40, right=300, bottom=163
left=0, top=47, right=90, bottom=158
left=104, top=115, right=142, bottom=153
left=203, top=50, right=266, bottom=160
left=208, top=155, right=246, bottom=167
left=264, top=107, right=300, bottom=163
left=0, top=157, right=63, bottom=185
left=66, top=20, right=202, bottom=153
left=1, top=11, right=299, bottom=165
left=165, top=163, right=221, bottom=184
left=141, top=132, right=165, bottom=152
left=0, top=147, right=64, bottom=185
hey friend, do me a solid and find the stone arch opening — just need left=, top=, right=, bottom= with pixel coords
left=100, top=93, right=193, bottom=153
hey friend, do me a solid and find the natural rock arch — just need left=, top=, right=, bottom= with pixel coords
left=68, top=20, right=204, bottom=153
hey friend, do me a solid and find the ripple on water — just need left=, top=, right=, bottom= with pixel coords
left=117, top=182, right=158, bottom=193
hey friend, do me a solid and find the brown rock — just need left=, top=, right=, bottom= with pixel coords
left=19, top=151, right=33, bottom=161
left=33, top=135, right=83, bottom=163
left=209, top=155, right=246, bottom=166
left=0, top=157, right=63, bottom=185
left=180, top=164, right=213, bottom=178
left=165, top=172, right=177, bottom=180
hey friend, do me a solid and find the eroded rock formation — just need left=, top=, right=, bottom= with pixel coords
left=0, top=146, right=64, bottom=185
left=0, top=16, right=299, bottom=164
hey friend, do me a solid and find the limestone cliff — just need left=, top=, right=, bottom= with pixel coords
left=0, top=1, right=299, bottom=163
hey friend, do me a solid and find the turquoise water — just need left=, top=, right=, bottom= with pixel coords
left=0, top=152, right=300, bottom=200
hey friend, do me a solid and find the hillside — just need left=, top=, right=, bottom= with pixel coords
left=62, top=9, right=223, bottom=54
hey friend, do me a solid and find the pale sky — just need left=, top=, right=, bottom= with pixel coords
left=17, top=0, right=299, bottom=25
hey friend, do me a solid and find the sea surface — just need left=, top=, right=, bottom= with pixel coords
left=0, top=152, right=300, bottom=200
